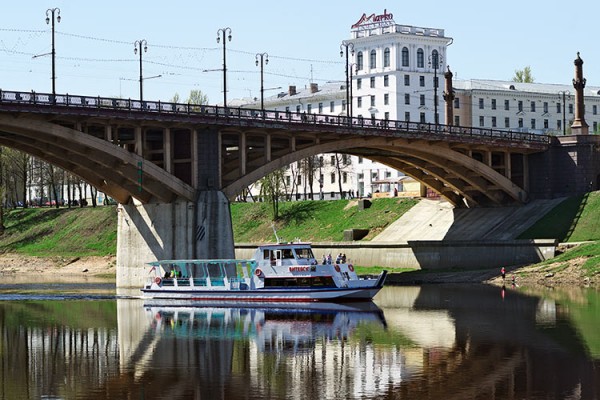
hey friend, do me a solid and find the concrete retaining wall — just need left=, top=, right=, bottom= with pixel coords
left=235, top=239, right=557, bottom=270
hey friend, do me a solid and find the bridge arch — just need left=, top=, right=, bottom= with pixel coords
left=222, top=136, right=527, bottom=207
left=0, top=114, right=195, bottom=204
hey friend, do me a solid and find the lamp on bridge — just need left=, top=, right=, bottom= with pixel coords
left=428, top=50, right=443, bottom=131
left=255, top=52, right=269, bottom=111
left=216, top=27, right=232, bottom=108
left=340, top=41, right=355, bottom=120
left=134, top=39, right=148, bottom=101
left=45, top=8, right=61, bottom=97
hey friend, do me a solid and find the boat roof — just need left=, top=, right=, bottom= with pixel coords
left=148, top=259, right=254, bottom=266
left=257, top=242, right=312, bottom=249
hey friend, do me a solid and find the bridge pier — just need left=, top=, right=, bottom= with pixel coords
left=116, top=190, right=234, bottom=288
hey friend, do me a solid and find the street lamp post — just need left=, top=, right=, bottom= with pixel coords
left=429, top=51, right=443, bottom=130
left=134, top=40, right=148, bottom=101
left=349, top=63, right=357, bottom=120
left=558, top=90, right=570, bottom=135
left=255, top=52, right=269, bottom=111
left=216, top=27, right=232, bottom=108
left=45, top=8, right=61, bottom=97
left=340, top=41, right=355, bottom=120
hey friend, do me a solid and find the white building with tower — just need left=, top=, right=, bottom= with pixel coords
left=240, top=10, right=600, bottom=200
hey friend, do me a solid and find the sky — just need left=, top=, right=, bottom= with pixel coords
left=0, top=1, right=598, bottom=105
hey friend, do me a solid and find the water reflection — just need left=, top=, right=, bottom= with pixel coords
left=0, top=284, right=599, bottom=399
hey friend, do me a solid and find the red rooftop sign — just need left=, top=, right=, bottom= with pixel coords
left=351, top=9, right=394, bottom=29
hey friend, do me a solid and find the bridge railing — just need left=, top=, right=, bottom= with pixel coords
left=0, top=89, right=550, bottom=146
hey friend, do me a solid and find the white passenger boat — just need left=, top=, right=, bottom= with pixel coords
left=141, top=242, right=387, bottom=302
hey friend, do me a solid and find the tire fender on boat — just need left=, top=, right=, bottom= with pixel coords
left=255, top=268, right=263, bottom=277
left=348, top=264, right=354, bottom=272
left=334, top=264, right=341, bottom=272
left=154, top=277, right=162, bottom=285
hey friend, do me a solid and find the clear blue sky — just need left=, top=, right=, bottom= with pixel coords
left=1, top=1, right=596, bottom=104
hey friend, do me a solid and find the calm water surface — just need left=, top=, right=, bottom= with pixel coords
left=0, top=282, right=598, bottom=399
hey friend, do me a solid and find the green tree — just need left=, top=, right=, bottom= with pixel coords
left=513, top=66, right=535, bottom=83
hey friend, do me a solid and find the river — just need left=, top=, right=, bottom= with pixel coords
left=0, top=283, right=598, bottom=399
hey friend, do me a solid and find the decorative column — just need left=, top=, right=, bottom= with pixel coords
left=571, top=52, right=589, bottom=135
left=443, top=66, right=455, bottom=126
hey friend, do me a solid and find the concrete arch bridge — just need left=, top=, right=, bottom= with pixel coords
left=0, top=90, right=550, bottom=286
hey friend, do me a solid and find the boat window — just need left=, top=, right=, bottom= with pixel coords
left=282, top=249, right=294, bottom=259
left=294, top=247, right=314, bottom=259
left=263, top=249, right=270, bottom=260
left=207, top=263, right=225, bottom=279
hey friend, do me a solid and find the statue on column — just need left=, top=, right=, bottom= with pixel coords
left=571, top=52, right=589, bottom=135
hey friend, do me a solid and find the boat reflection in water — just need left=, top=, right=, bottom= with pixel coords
left=144, top=301, right=386, bottom=353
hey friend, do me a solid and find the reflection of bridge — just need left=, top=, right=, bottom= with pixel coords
left=0, top=89, right=583, bottom=286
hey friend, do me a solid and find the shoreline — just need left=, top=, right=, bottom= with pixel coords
left=0, top=254, right=597, bottom=289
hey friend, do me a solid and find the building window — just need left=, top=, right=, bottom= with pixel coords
left=370, top=77, right=375, bottom=88
left=357, top=51, right=363, bottom=70
left=370, top=113, right=376, bottom=122
left=402, top=47, right=409, bottom=67
left=518, top=101, right=523, bottom=112
left=330, top=173, right=335, bottom=184
left=530, top=101, right=536, bottom=112
left=296, top=105, right=301, bottom=113
left=594, top=105, right=598, bottom=115
left=557, top=120, right=562, bottom=131
left=405, top=111, right=410, bottom=121
left=419, top=76, right=425, bottom=87
left=504, top=99, right=510, bottom=111
left=342, top=100, right=346, bottom=111
left=594, top=122, right=598, bottom=132
left=454, top=98, right=460, bottom=109
left=298, top=175, right=302, bottom=185
left=454, top=115, right=460, bottom=125
left=357, top=78, right=362, bottom=90
left=544, top=102, right=548, bottom=113
left=370, top=49, right=377, bottom=69
left=358, top=157, right=363, bottom=164
left=330, top=101, right=334, bottom=112
left=404, top=75, right=410, bottom=86
left=342, top=172, right=347, bottom=184
left=384, top=47, right=390, bottom=67
left=307, top=104, right=312, bottom=113
left=318, top=102, right=323, bottom=113
left=357, top=97, right=362, bottom=108
left=417, top=48, right=424, bottom=68
left=330, top=155, right=335, bottom=165
left=286, top=176, right=291, bottom=186
left=556, top=103, right=561, bottom=113
left=505, top=117, right=510, bottom=128
left=492, top=116, right=497, bottom=127
left=544, top=119, right=549, bottom=129
left=384, top=75, right=389, bottom=87
left=384, top=111, right=389, bottom=120
left=479, top=98, right=484, bottom=109
left=518, top=118, right=523, bottom=128
left=569, top=104, right=573, bottom=114
left=370, top=95, right=375, bottom=107
left=479, top=116, right=485, bottom=127
left=420, top=112, right=426, bottom=123
left=420, top=94, right=425, bottom=106
left=384, top=93, right=389, bottom=105
left=531, top=119, right=536, bottom=129
left=491, top=99, right=496, bottom=110
left=405, top=94, right=410, bottom=105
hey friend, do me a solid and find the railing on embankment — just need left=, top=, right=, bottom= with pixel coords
left=235, top=239, right=557, bottom=270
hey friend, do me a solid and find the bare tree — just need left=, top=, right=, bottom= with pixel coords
left=333, top=153, right=352, bottom=199
left=259, top=168, right=286, bottom=220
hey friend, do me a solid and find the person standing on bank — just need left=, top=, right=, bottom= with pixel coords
left=501, top=267, right=506, bottom=281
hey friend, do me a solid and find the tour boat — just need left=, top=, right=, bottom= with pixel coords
left=141, top=242, right=387, bottom=302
